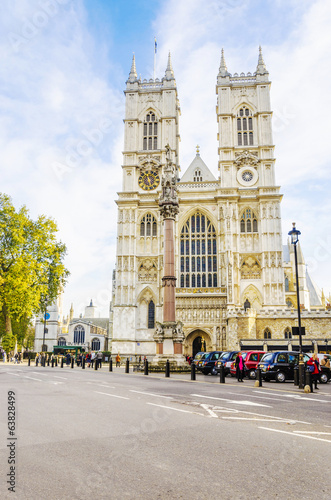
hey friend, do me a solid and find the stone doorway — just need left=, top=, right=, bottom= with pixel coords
left=192, top=335, right=206, bottom=357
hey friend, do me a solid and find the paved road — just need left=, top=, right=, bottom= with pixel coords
left=1, top=363, right=331, bottom=499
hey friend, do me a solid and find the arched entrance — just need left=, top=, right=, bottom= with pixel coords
left=192, top=336, right=206, bottom=357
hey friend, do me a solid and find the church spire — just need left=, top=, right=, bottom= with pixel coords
left=256, top=46, right=268, bottom=75
left=165, top=52, right=175, bottom=80
left=218, top=48, right=230, bottom=77
left=128, top=53, right=138, bottom=82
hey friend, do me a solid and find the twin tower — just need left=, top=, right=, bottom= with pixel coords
left=110, top=48, right=286, bottom=358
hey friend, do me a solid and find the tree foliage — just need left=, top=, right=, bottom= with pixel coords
left=0, top=193, right=69, bottom=339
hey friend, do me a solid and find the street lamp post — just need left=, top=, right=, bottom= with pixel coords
left=288, top=222, right=304, bottom=389
left=42, top=297, right=48, bottom=354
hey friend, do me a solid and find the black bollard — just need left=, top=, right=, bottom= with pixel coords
left=28, top=357, right=31, bottom=367
left=55, top=357, right=58, bottom=367
left=305, top=369, right=313, bottom=393
left=144, top=359, right=149, bottom=375
left=109, top=358, right=113, bottom=372
left=51, top=358, right=54, bottom=368
left=191, top=362, right=196, bottom=381
left=94, top=357, right=98, bottom=370
left=219, top=363, right=225, bottom=383
left=47, top=358, right=50, bottom=367
left=125, top=358, right=130, bottom=373
left=165, top=359, right=170, bottom=378
left=71, top=357, right=74, bottom=369
left=82, top=357, right=85, bottom=369
left=294, top=368, right=299, bottom=386
left=256, top=368, right=263, bottom=387
left=61, top=356, right=64, bottom=368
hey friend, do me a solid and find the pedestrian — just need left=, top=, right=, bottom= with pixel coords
left=91, top=351, right=96, bottom=368
left=235, top=352, right=245, bottom=382
left=35, top=353, right=39, bottom=367
left=320, top=355, right=330, bottom=369
left=86, top=352, right=91, bottom=368
left=65, top=352, right=71, bottom=366
left=116, top=353, right=121, bottom=367
left=307, top=353, right=320, bottom=389
left=14, top=353, right=18, bottom=364
left=96, top=351, right=103, bottom=369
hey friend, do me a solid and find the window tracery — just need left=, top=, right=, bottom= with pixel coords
left=143, top=112, right=158, bottom=150
left=180, top=212, right=217, bottom=288
left=240, top=208, right=258, bottom=233
left=140, top=214, right=157, bottom=237
left=237, top=107, right=253, bottom=146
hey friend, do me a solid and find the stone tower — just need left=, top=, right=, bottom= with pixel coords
left=112, top=53, right=180, bottom=356
left=216, top=47, right=285, bottom=310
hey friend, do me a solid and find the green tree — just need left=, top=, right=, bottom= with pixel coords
left=0, top=194, right=69, bottom=340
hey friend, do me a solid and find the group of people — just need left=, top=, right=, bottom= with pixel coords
left=307, top=353, right=330, bottom=389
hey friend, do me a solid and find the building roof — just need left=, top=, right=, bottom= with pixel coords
left=71, top=317, right=109, bottom=331
left=306, top=270, right=322, bottom=307
left=180, top=151, right=217, bottom=183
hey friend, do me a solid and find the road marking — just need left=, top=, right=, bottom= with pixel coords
left=293, top=431, right=331, bottom=435
left=222, top=417, right=291, bottom=422
left=259, top=427, right=331, bottom=443
left=95, top=391, right=129, bottom=400
left=6, top=372, right=21, bottom=377
left=147, top=402, right=204, bottom=416
left=191, top=393, right=272, bottom=408
left=253, top=390, right=331, bottom=403
left=54, top=376, right=67, bottom=380
left=200, top=404, right=218, bottom=418
left=226, top=391, right=287, bottom=402
left=32, top=372, right=48, bottom=376
left=24, top=376, right=43, bottom=382
left=98, top=385, right=116, bottom=389
left=130, top=390, right=173, bottom=399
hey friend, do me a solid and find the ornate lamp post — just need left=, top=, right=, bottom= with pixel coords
left=288, top=222, right=304, bottom=388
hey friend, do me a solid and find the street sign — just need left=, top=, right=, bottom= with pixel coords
left=44, top=313, right=50, bottom=320
left=292, top=326, right=305, bottom=336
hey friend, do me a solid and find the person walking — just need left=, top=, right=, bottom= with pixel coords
left=235, top=352, right=245, bottom=382
left=96, top=351, right=103, bottom=369
left=307, top=353, right=321, bottom=389
left=116, top=353, right=121, bottom=367
left=86, top=352, right=91, bottom=368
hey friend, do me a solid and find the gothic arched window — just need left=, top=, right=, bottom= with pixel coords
left=180, top=211, right=217, bottom=288
left=148, top=300, right=155, bottom=329
left=58, top=337, right=66, bottom=346
left=143, top=112, right=158, bottom=151
left=284, top=328, right=292, bottom=340
left=264, top=328, right=271, bottom=339
left=193, top=169, right=202, bottom=182
left=285, top=276, right=289, bottom=292
left=237, top=107, right=253, bottom=146
left=91, top=338, right=101, bottom=351
left=240, top=208, right=258, bottom=233
left=74, top=325, right=85, bottom=344
left=140, top=214, right=157, bottom=237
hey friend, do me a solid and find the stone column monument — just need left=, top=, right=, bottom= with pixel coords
left=154, top=145, right=184, bottom=363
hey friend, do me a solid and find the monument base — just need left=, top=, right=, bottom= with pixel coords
left=153, top=320, right=185, bottom=367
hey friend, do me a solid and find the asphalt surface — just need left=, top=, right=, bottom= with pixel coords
left=1, top=362, right=331, bottom=500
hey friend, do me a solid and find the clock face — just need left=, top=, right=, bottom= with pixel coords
left=242, top=171, right=253, bottom=182
left=138, top=171, right=160, bottom=191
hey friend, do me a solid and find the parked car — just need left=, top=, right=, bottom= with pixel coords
left=216, top=351, right=239, bottom=375
left=306, top=353, right=331, bottom=383
left=197, top=351, right=224, bottom=375
left=229, top=351, right=266, bottom=379
left=193, top=351, right=207, bottom=366
left=257, top=351, right=310, bottom=382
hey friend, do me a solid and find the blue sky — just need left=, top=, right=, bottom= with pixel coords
left=0, top=0, right=330, bottom=317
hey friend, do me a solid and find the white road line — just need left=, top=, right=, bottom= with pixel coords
left=95, top=391, right=129, bottom=400
left=200, top=404, right=218, bottom=418
left=191, top=393, right=272, bottom=408
left=24, top=376, right=43, bottom=382
left=54, top=376, right=67, bottom=380
left=6, top=373, right=21, bottom=377
left=226, top=391, right=287, bottom=402
left=259, top=427, right=331, bottom=443
left=147, top=402, right=204, bottom=416
left=98, top=385, right=116, bottom=389
left=191, top=397, right=311, bottom=424
left=222, top=417, right=292, bottom=422
left=253, top=390, right=331, bottom=403
left=32, top=372, right=48, bottom=376
left=293, top=431, right=331, bottom=435
left=130, top=390, right=173, bottom=399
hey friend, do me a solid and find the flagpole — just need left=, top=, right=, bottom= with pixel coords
left=154, top=37, right=157, bottom=81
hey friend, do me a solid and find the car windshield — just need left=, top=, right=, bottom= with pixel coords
left=220, top=352, right=231, bottom=361
left=260, top=353, right=273, bottom=362
left=241, top=353, right=248, bottom=360
left=194, top=353, right=207, bottom=361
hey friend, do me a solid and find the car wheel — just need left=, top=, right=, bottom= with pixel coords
left=320, top=372, right=328, bottom=384
left=249, top=369, right=256, bottom=379
left=276, top=371, right=286, bottom=383
left=202, top=370, right=208, bottom=375
left=211, top=366, right=218, bottom=376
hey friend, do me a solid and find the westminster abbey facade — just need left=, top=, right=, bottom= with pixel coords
left=110, top=49, right=330, bottom=358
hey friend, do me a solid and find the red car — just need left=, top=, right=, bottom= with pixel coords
left=230, top=351, right=266, bottom=379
